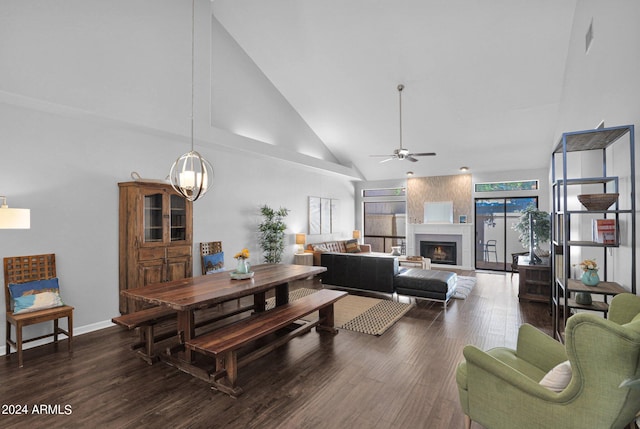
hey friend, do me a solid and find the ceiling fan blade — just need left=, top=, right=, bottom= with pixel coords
left=379, top=157, right=395, bottom=163
left=409, top=152, right=436, bottom=157
left=370, top=154, right=393, bottom=157
left=406, top=156, right=419, bottom=162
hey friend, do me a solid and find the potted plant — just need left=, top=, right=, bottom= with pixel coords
left=512, top=204, right=551, bottom=264
left=258, top=205, right=289, bottom=264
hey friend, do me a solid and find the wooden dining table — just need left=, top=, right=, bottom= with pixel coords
left=121, top=263, right=326, bottom=369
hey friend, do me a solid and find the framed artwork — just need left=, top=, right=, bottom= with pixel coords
left=320, top=198, right=331, bottom=234
left=308, top=196, right=339, bottom=234
left=309, top=197, right=321, bottom=235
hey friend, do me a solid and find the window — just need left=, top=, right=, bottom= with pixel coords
left=363, top=201, right=406, bottom=253
left=474, top=180, right=538, bottom=192
left=362, top=188, right=406, bottom=197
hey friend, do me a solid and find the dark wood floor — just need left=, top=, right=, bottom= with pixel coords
left=0, top=271, right=552, bottom=429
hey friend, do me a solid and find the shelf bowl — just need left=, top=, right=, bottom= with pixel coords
left=577, top=193, right=619, bottom=211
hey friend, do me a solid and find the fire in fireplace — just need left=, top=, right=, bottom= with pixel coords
left=420, top=241, right=457, bottom=265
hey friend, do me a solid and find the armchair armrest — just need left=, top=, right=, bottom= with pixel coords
left=463, top=345, right=562, bottom=401
left=608, top=293, right=640, bottom=325
left=516, top=324, right=567, bottom=371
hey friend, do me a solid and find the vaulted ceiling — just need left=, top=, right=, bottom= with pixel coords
left=212, top=0, right=577, bottom=181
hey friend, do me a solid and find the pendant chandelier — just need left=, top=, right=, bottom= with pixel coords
left=169, top=0, right=213, bottom=202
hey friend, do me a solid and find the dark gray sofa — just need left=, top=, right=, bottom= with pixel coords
left=320, top=252, right=399, bottom=293
left=320, top=252, right=458, bottom=307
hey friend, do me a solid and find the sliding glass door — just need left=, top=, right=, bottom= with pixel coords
left=475, top=197, right=538, bottom=271
left=363, top=201, right=406, bottom=253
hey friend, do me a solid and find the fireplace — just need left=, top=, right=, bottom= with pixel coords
left=420, top=241, right=457, bottom=265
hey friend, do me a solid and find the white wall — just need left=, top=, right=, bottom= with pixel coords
left=552, top=0, right=640, bottom=291
left=0, top=0, right=357, bottom=351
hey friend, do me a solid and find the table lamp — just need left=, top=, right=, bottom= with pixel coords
left=295, top=233, right=306, bottom=254
left=352, top=230, right=361, bottom=244
left=0, top=196, right=30, bottom=229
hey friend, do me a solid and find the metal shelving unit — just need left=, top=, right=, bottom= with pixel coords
left=551, top=125, right=636, bottom=341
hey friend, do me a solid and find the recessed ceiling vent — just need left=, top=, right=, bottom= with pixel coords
left=585, top=19, right=594, bottom=53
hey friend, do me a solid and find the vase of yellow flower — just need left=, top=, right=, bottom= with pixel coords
left=234, top=248, right=251, bottom=274
left=579, top=259, right=600, bottom=286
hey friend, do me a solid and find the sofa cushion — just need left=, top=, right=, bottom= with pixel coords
left=203, top=252, right=225, bottom=274
left=326, top=241, right=346, bottom=252
left=344, top=239, right=361, bottom=253
left=539, top=360, right=572, bottom=392
left=9, top=278, right=65, bottom=314
left=307, top=240, right=372, bottom=265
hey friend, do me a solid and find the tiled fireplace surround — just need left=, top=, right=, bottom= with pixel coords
left=405, top=175, right=474, bottom=269
left=406, top=223, right=474, bottom=270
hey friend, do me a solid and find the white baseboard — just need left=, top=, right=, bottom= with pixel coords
left=1, top=320, right=115, bottom=356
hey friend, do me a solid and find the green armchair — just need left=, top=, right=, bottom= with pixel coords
left=456, top=293, right=640, bottom=429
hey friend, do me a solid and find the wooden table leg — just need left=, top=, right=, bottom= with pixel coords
left=254, top=291, right=266, bottom=312
left=176, top=310, right=194, bottom=363
left=275, top=282, right=289, bottom=306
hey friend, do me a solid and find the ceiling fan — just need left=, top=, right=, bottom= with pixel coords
left=370, top=84, right=436, bottom=163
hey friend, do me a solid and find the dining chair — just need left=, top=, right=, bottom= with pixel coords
left=200, top=241, right=238, bottom=307
left=4, top=254, right=74, bottom=367
left=200, top=241, right=223, bottom=275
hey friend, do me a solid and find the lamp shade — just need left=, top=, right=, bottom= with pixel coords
left=0, top=197, right=30, bottom=229
left=352, top=230, right=361, bottom=239
left=169, top=150, right=213, bottom=202
left=295, top=233, right=306, bottom=245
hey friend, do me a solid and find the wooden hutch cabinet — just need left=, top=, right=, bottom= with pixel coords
left=118, top=181, right=193, bottom=314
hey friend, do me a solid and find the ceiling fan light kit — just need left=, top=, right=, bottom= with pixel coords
left=370, top=84, right=436, bottom=163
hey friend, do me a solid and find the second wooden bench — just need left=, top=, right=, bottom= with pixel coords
left=112, top=301, right=255, bottom=364
left=185, top=289, right=347, bottom=396
left=112, top=306, right=176, bottom=364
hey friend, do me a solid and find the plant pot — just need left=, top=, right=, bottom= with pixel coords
left=581, top=269, right=600, bottom=286
left=574, top=292, right=592, bottom=305
left=236, top=259, right=250, bottom=274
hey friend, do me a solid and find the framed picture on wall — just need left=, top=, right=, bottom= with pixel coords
left=320, top=198, right=331, bottom=234
left=309, top=197, right=321, bottom=235
left=308, top=196, right=339, bottom=234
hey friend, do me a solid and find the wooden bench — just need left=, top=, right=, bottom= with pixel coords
left=185, top=289, right=347, bottom=396
left=112, top=302, right=257, bottom=364
left=112, top=306, right=177, bottom=364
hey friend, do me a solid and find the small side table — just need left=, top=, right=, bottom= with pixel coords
left=294, top=252, right=313, bottom=266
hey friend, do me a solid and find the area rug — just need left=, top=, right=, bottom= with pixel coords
left=265, top=288, right=414, bottom=336
left=452, top=276, right=477, bottom=299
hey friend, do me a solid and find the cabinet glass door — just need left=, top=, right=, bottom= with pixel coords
left=144, top=194, right=164, bottom=242
left=170, top=195, right=187, bottom=241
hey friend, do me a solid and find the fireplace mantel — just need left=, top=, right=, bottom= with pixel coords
left=406, top=223, right=474, bottom=269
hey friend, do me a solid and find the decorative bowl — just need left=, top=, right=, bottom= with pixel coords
left=230, top=271, right=254, bottom=280
left=577, top=193, right=618, bottom=211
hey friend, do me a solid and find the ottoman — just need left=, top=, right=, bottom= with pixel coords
left=394, top=268, right=458, bottom=308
